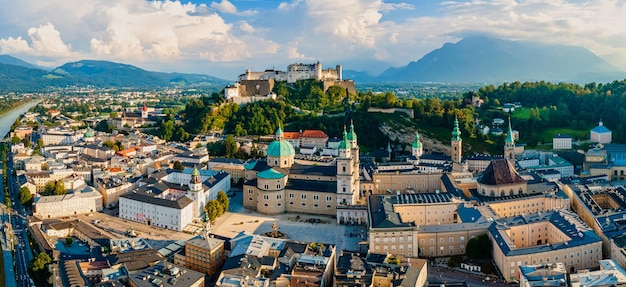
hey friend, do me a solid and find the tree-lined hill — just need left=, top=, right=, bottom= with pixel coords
left=0, top=57, right=229, bottom=91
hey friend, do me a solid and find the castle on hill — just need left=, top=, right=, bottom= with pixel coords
left=224, top=62, right=357, bottom=104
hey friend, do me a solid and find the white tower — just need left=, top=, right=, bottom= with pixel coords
left=189, top=166, right=203, bottom=192
left=337, top=127, right=356, bottom=205
left=412, top=131, right=423, bottom=159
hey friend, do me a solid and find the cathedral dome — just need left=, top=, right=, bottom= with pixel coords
left=267, top=127, right=295, bottom=157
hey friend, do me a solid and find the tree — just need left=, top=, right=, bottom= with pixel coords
left=66, top=237, right=73, bottom=245
left=217, top=191, right=230, bottom=213
left=29, top=252, right=52, bottom=286
left=43, top=181, right=56, bottom=195
left=466, top=234, right=492, bottom=259
left=11, top=135, right=21, bottom=144
left=205, top=200, right=221, bottom=222
left=54, top=181, right=66, bottom=195
left=19, top=187, right=32, bottom=205
left=224, top=135, right=237, bottom=158
left=173, top=161, right=184, bottom=171
left=386, top=255, right=400, bottom=265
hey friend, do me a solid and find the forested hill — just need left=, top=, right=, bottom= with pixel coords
left=0, top=57, right=229, bottom=91
left=474, top=80, right=626, bottom=144
left=161, top=78, right=626, bottom=156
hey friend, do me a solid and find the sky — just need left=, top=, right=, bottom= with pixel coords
left=0, top=0, right=625, bottom=80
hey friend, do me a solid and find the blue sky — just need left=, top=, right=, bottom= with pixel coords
left=0, top=0, right=625, bottom=79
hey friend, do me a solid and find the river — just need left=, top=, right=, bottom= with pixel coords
left=0, top=101, right=40, bottom=139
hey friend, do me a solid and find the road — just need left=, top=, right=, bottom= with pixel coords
left=427, top=266, right=512, bottom=287
left=6, top=149, right=36, bottom=287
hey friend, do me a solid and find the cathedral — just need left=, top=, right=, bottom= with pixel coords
left=243, top=123, right=362, bottom=222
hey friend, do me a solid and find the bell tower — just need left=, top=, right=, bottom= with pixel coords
left=451, top=116, right=462, bottom=164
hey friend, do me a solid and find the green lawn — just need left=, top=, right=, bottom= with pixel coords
left=539, top=127, right=591, bottom=143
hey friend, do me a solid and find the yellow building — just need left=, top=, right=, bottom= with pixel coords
left=489, top=210, right=603, bottom=280
left=183, top=235, right=225, bottom=276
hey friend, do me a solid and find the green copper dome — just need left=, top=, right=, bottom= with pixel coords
left=267, top=140, right=295, bottom=157
left=257, top=168, right=286, bottom=179
left=338, top=127, right=351, bottom=150
left=267, top=127, right=295, bottom=157
left=412, top=132, right=422, bottom=148
left=84, top=130, right=95, bottom=137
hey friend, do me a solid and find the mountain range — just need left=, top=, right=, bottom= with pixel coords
left=347, top=36, right=625, bottom=83
left=1, top=36, right=625, bottom=91
left=0, top=56, right=229, bottom=92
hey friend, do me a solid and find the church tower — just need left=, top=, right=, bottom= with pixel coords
left=451, top=116, right=462, bottom=164
left=504, top=117, right=515, bottom=160
left=347, top=120, right=360, bottom=199
left=189, top=166, right=203, bottom=192
left=337, top=127, right=356, bottom=205
left=412, top=131, right=423, bottom=159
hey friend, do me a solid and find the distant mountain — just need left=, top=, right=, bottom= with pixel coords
left=342, top=70, right=374, bottom=82
left=0, top=57, right=229, bottom=91
left=0, top=54, right=37, bottom=69
left=380, top=36, right=625, bottom=83
left=53, top=60, right=229, bottom=88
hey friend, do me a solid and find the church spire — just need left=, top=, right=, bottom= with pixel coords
left=505, top=117, right=515, bottom=145
left=451, top=116, right=461, bottom=142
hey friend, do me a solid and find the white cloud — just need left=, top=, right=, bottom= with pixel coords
left=239, top=22, right=255, bottom=34
left=210, top=0, right=238, bottom=14
left=0, top=23, right=74, bottom=58
left=1, top=0, right=626, bottom=78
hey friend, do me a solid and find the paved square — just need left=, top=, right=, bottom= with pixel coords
left=211, top=192, right=367, bottom=252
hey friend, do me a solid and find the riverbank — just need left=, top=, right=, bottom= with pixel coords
left=0, top=99, right=36, bottom=118
left=0, top=101, right=40, bottom=139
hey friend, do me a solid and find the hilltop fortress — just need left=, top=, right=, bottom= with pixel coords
left=225, top=62, right=356, bottom=104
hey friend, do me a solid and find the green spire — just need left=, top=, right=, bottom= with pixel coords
left=451, top=116, right=461, bottom=142
left=275, top=126, right=283, bottom=136
left=505, top=117, right=514, bottom=144
left=338, top=126, right=351, bottom=150
left=347, top=120, right=357, bottom=142
left=192, top=165, right=200, bottom=176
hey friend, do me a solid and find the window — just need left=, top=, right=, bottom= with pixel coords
left=301, top=194, right=307, bottom=199
left=277, top=194, right=282, bottom=199
left=302, top=203, right=306, bottom=206
left=289, top=193, right=294, bottom=198
left=313, top=195, right=319, bottom=200
left=248, top=189, right=253, bottom=194
left=263, top=195, right=269, bottom=200
left=460, top=236, right=465, bottom=242
left=327, top=196, right=332, bottom=201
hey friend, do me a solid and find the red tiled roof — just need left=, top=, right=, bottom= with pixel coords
left=301, top=130, right=328, bottom=138
left=283, top=132, right=300, bottom=140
